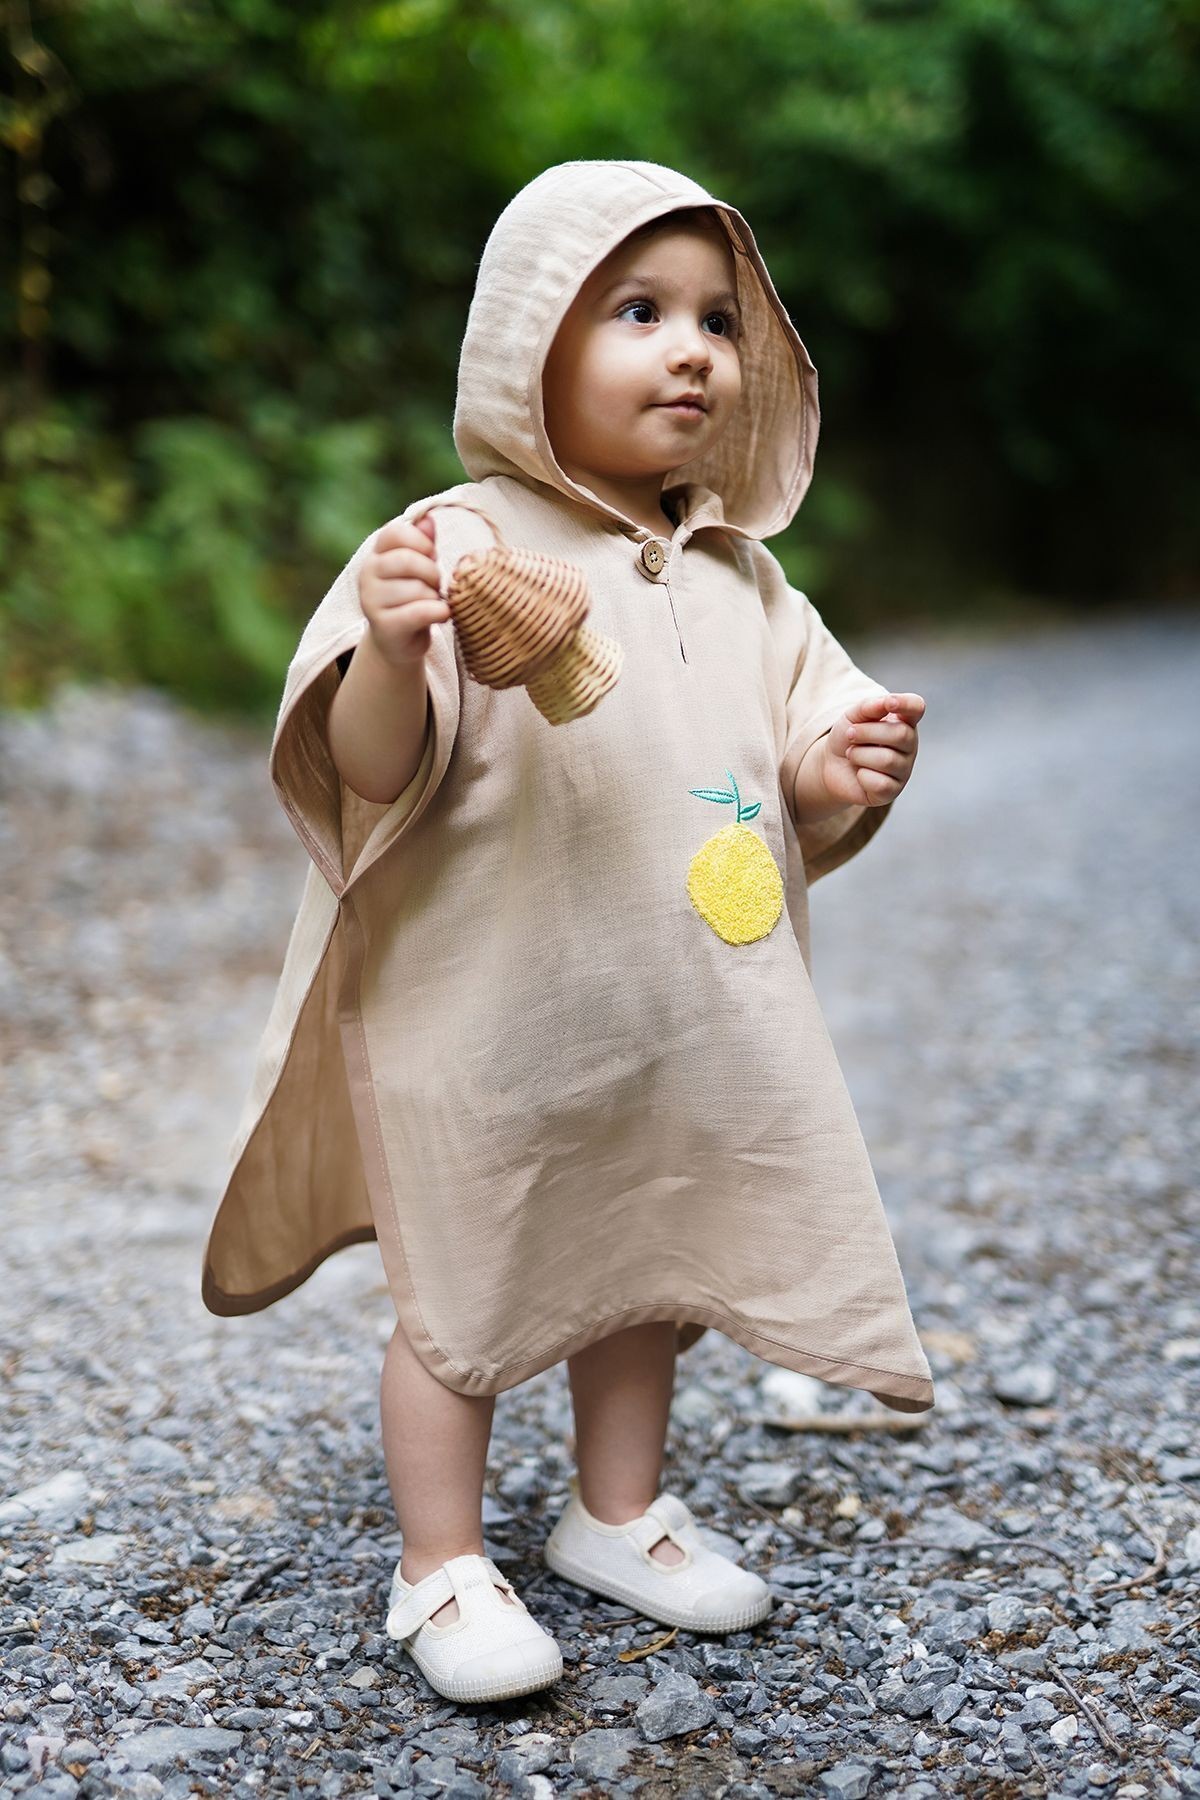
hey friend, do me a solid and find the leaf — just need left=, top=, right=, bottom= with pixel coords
left=689, top=787, right=735, bottom=803
left=741, top=801, right=762, bottom=820
left=617, top=1626, right=678, bottom=1662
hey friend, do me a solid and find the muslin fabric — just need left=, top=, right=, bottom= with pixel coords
left=201, top=159, right=934, bottom=1414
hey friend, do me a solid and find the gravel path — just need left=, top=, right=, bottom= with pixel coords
left=1, top=611, right=1198, bottom=1800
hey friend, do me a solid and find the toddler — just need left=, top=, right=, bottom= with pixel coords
left=203, top=159, right=934, bottom=1706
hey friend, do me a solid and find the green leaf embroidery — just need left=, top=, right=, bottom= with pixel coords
left=690, top=768, right=761, bottom=826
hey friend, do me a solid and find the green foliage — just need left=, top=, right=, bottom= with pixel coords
left=2, top=0, right=1197, bottom=709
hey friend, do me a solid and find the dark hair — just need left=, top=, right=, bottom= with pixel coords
left=624, top=204, right=742, bottom=259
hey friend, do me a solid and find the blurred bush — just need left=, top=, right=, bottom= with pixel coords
left=2, top=0, right=1197, bottom=714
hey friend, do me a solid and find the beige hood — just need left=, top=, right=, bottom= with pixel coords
left=453, top=159, right=820, bottom=540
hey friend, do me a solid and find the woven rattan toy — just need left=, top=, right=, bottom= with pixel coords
left=411, top=501, right=623, bottom=725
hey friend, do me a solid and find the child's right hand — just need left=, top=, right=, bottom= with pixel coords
left=359, top=514, right=451, bottom=667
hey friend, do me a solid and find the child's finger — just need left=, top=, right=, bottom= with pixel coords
left=881, top=692, right=924, bottom=722
left=371, top=547, right=443, bottom=588
left=845, top=719, right=913, bottom=749
left=373, top=515, right=438, bottom=557
left=846, top=744, right=909, bottom=775
left=844, top=692, right=925, bottom=725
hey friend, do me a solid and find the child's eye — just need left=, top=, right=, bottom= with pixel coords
left=706, top=307, right=741, bottom=342
left=616, top=299, right=741, bottom=342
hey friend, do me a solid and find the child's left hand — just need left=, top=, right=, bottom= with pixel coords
left=809, top=692, right=925, bottom=811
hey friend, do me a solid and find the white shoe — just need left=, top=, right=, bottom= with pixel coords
left=543, top=1480, right=773, bottom=1633
left=385, top=1553, right=563, bottom=1704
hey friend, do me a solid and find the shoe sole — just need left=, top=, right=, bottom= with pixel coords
left=405, top=1642, right=564, bottom=1705
left=543, top=1540, right=773, bottom=1634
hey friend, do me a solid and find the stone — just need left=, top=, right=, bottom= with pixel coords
left=495, top=1733, right=557, bottom=1782
left=636, top=1669, right=716, bottom=1742
left=497, top=1464, right=543, bottom=1506
left=570, top=1728, right=641, bottom=1781
left=908, top=1506, right=992, bottom=1552
left=896, top=1681, right=942, bottom=1718
left=931, top=1683, right=969, bottom=1724
left=0, top=1471, right=88, bottom=1530
left=986, top=1594, right=1029, bottom=1634
left=21, top=1778, right=80, bottom=1800
left=412, top=1725, right=483, bottom=1763
left=117, top=1727, right=244, bottom=1771
left=1106, top=1600, right=1164, bottom=1650
left=999, top=1720, right=1032, bottom=1771
left=991, top=1363, right=1057, bottom=1406
left=179, top=1602, right=215, bottom=1637
left=586, top=1673, right=648, bottom=1710
left=1159, top=1456, right=1200, bottom=1482
left=51, top=1534, right=128, bottom=1566
left=108, top=1777, right=165, bottom=1800
left=759, top=1367, right=825, bottom=1415
left=61, top=1742, right=101, bottom=1766
left=671, top=1384, right=724, bottom=1428
left=736, top=1462, right=802, bottom=1507
left=126, top=1437, right=188, bottom=1476
left=819, top=1763, right=874, bottom=1799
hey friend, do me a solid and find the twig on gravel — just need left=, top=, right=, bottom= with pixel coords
left=1089, top=1513, right=1169, bottom=1594
left=1124, top=1677, right=1152, bottom=1725
left=962, top=1538, right=1077, bottom=1567
left=751, top=1411, right=926, bottom=1435
left=227, top=1551, right=295, bottom=1609
left=1164, top=1610, right=1200, bottom=1642
left=1044, top=1653, right=1127, bottom=1760
left=742, top=1496, right=831, bottom=1551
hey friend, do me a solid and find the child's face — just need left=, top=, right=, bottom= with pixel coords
left=542, top=220, right=743, bottom=524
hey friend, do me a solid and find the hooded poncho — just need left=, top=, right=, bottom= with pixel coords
left=202, top=159, right=935, bottom=1415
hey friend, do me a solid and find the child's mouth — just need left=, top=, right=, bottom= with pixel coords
left=658, top=402, right=706, bottom=420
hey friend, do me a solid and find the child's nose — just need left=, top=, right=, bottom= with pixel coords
left=667, top=331, right=712, bottom=371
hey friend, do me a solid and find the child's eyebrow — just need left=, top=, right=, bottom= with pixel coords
left=599, top=273, right=742, bottom=315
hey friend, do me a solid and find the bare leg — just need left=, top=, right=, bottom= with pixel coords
left=380, top=1319, right=515, bottom=1623
left=566, top=1321, right=685, bottom=1566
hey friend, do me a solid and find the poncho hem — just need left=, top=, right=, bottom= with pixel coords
left=201, top=1225, right=378, bottom=1316
left=202, top=1233, right=933, bottom=1413
left=387, top=1297, right=935, bottom=1413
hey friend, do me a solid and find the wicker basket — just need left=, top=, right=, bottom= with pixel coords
left=412, top=502, right=623, bottom=724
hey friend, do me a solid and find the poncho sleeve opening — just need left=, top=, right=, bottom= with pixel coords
left=773, top=581, right=897, bottom=885
left=268, top=539, right=461, bottom=896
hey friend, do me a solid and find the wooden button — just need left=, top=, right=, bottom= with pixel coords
left=639, top=539, right=666, bottom=575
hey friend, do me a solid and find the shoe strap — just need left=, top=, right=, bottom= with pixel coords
left=386, top=1565, right=455, bottom=1639
left=445, top=1553, right=521, bottom=1612
left=631, top=1492, right=696, bottom=1553
left=387, top=1554, right=518, bottom=1639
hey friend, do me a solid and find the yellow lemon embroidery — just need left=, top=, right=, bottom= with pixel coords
left=686, top=769, right=784, bottom=945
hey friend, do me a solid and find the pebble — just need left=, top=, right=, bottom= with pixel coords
left=635, top=1669, right=717, bottom=1741
left=569, top=1727, right=641, bottom=1781
left=991, top=1363, right=1058, bottom=1406
left=820, top=1765, right=874, bottom=1800
left=736, top=1462, right=803, bottom=1507
left=0, top=1470, right=88, bottom=1530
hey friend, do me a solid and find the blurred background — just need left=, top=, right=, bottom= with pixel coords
left=3, top=0, right=1198, bottom=718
